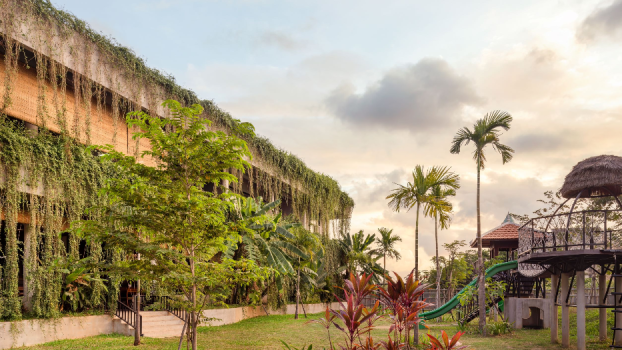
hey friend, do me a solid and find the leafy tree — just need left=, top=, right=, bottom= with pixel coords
left=425, top=183, right=458, bottom=310
left=287, top=226, right=322, bottom=319
left=375, top=227, right=402, bottom=281
left=386, top=165, right=459, bottom=280
left=75, top=100, right=267, bottom=350
left=444, top=241, right=469, bottom=296
left=450, top=110, right=514, bottom=335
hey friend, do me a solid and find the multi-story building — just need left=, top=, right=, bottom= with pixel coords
left=0, top=0, right=353, bottom=318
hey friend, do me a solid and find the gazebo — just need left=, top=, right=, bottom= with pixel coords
left=471, top=213, right=520, bottom=261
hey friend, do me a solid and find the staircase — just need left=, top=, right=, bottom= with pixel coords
left=141, top=311, right=186, bottom=338
left=115, top=296, right=188, bottom=338
left=458, top=296, right=503, bottom=324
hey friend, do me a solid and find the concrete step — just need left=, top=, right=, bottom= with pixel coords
left=142, top=324, right=186, bottom=338
left=140, top=311, right=171, bottom=317
left=141, top=315, right=184, bottom=323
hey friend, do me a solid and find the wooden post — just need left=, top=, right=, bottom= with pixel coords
left=599, top=272, right=607, bottom=341
left=551, top=273, right=559, bottom=343
left=576, top=271, right=586, bottom=350
left=561, top=272, right=570, bottom=348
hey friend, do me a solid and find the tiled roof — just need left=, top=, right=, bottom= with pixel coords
left=470, top=214, right=519, bottom=248
left=481, top=222, right=519, bottom=241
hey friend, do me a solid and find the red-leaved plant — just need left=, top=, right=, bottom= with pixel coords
left=425, top=331, right=467, bottom=350
left=377, top=272, right=431, bottom=346
left=291, top=272, right=466, bottom=350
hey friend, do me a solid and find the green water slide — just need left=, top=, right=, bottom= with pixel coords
left=420, top=260, right=518, bottom=321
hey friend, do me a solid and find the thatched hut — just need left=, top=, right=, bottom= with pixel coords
left=559, top=155, right=622, bottom=198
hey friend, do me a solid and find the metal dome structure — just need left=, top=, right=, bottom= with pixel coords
left=518, top=155, right=622, bottom=275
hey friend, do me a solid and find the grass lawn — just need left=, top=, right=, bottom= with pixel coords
left=13, top=309, right=616, bottom=349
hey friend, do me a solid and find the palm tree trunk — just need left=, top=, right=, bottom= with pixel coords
left=435, top=214, right=440, bottom=314
left=383, top=253, right=386, bottom=283
left=415, top=202, right=420, bottom=280
left=477, top=154, right=486, bottom=335
left=414, top=202, right=420, bottom=346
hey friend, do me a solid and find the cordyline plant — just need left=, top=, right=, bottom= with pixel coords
left=290, top=272, right=465, bottom=350
left=377, top=272, right=431, bottom=346
left=425, top=331, right=467, bottom=350
left=293, top=272, right=466, bottom=350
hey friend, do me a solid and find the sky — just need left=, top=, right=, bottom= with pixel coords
left=51, top=0, right=622, bottom=276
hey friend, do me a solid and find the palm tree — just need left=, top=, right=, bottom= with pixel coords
left=424, top=184, right=457, bottom=311
left=338, top=230, right=383, bottom=280
left=450, top=110, right=513, bottom=335
left=375, top=228, right=402, bottom=280
left=386, top=165, right=460, bottom=280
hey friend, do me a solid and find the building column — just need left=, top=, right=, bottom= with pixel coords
left=600, top=271, right=607, bottom=342
left=616, top=266, right=622, bottom=346
left=576, top=270, right=586, bottom=350
left=22, top=223, right=35, bottom=311
left=561, top=272, right=570, bottom=348
left=551, top=273, right=559, bottom=343
left=222, top=179, right=229, bottom=194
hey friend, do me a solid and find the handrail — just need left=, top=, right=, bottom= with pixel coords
left=138, top=295, right=188, bottom=323
left=116, top=300, right=142, bottom=335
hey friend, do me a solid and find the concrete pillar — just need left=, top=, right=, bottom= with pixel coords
left=576, top=270, right=586, bottom=350
left=616, top=268, right=622, bottom=346
left=561, top=272, right=570, bottom=348
left=222, top=179, right=229, bottom=194
left=600, top=272, right=607, bottom=341
left=551, top=274, right=559, bottom=343
left=22, top=224, right=35, bottom=311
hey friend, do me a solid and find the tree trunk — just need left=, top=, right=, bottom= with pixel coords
left=435, top=214, right=440, bottom=314
left=414, top=202, right=420, bottom=345
left=295, top=266, right=300, bottom=319
left=134, top=279, right=141, bottom=345
left=415, top=202, right=420, bottom=280
left=477, top=155, right=487, bottom=335
left=383, top=253, right=387, bottom=283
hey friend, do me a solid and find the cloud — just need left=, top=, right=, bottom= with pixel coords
left=577, top=0, right=622, bottom=42
left=325, top=58, right=483, bottom=133
left=509, top=132, right=574, bottom=154
left=258, top=30, right=306, bottom=51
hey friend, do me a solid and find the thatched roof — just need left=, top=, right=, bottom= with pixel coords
left=560, top=155, right=622, bottom=198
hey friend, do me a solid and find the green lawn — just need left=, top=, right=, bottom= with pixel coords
left=13, top=309, right=616, bottom=349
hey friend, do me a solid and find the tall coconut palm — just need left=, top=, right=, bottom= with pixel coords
left=386, top=165, right=460, bottom=280
left=424, top=184, right=457, bottom=312
left=450, top=110, right=513, bottom=335
left=375, top=228, right=402, bottom=280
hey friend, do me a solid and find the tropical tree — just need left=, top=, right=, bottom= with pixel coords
left=449, top=110, right=513, bottom=335
left=424, top=184, right=458, bottom=312
left=287, top=227, right=322, bottom=319
left=386, top=165, right=460, bottom=280
left=75, top=100, right=267, bottom=349
left=375, top=228, right=402, bottom=281
left=338, top=230, right=383, bottom=280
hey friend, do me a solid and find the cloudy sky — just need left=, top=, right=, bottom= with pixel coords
left=53, top=0, right=622, bottom=275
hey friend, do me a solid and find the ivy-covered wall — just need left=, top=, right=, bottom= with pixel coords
left=0, top=0, right=353, bottom=320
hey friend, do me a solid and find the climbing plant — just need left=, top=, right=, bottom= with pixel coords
left=0, top=0, right=354, bottom=320
left=0, top=118, right=110, bottom=320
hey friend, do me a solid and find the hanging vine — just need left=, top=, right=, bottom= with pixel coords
left=0, top=0, right=354, bottom=320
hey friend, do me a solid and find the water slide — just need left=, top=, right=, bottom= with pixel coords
left=419, top=260, right=518, bottom=322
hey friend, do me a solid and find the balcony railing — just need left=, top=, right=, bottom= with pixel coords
left=518, top=209, right=622, bottom=258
